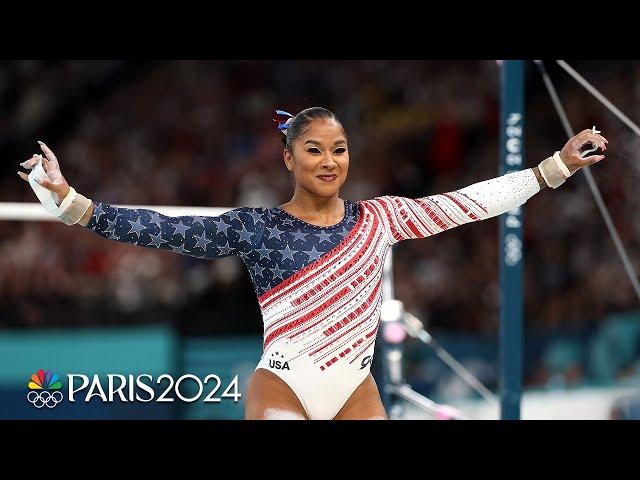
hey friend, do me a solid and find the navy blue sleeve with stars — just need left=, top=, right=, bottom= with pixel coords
left=86, top=202, right=260, bottom=259
left=85, top=200, right=360, bottom=296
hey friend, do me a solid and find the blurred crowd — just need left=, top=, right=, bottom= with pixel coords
left=2, top=59, right=640, bottom=366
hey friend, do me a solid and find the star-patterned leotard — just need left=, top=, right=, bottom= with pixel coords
left=85, top=169, right=541, bottom=419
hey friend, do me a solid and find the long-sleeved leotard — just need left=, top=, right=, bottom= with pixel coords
left=85, top=169, right=541, bottom=419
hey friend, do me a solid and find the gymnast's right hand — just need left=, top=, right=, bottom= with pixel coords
left=17, top=142, right=71, bottom=206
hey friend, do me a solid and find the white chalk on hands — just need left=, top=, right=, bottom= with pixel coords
left=27, top=156, right=63, bottom=216
left=581, top=126, right=602, bottom=158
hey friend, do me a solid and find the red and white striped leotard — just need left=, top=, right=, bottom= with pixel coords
left=87, top=169, right=541, bottom=419
left=255, top=169, right=540, bottom=418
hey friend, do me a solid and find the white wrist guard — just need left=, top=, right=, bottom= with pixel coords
left=27, top=158, right=92, bottom=225
left=538, top=151, right=571, bottom=189
left=57, top=187, right=92, bottom=225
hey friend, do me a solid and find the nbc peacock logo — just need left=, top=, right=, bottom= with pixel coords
left=27, top=369, right=64, bottom=409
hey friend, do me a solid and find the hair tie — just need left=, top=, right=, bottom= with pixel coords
left=273, top=109, right=294, bottom=136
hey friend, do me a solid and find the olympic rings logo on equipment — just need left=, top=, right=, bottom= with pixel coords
left=27, top=390, right=64, bottom=409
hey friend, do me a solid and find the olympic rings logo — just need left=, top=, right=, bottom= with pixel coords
left=27, top=390, right=64, bottom=409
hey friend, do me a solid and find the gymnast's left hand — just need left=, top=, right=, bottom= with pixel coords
left=559, top=129, right=608, bottom=174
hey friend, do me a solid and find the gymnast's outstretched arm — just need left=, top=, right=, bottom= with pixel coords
left=365, top=128, right=609, bottom=245
left=17, top=142, right=259, bottom=259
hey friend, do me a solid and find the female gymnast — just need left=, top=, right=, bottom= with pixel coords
left=18, top=107, right=608, bottom=419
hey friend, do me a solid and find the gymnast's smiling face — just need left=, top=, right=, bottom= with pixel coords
left=283, top=118, right=349, bottom=199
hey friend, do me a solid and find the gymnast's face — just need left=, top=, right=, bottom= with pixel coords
left=284, top=118, right=349, bottom=198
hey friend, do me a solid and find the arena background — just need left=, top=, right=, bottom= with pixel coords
left=1, top=60, right=639, bottom=419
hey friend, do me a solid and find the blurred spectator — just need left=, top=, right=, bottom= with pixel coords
left=610, top=393, right=640, bottom=420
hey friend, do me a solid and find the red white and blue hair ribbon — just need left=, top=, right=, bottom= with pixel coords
left=273, top=109, right=294, bottom=136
